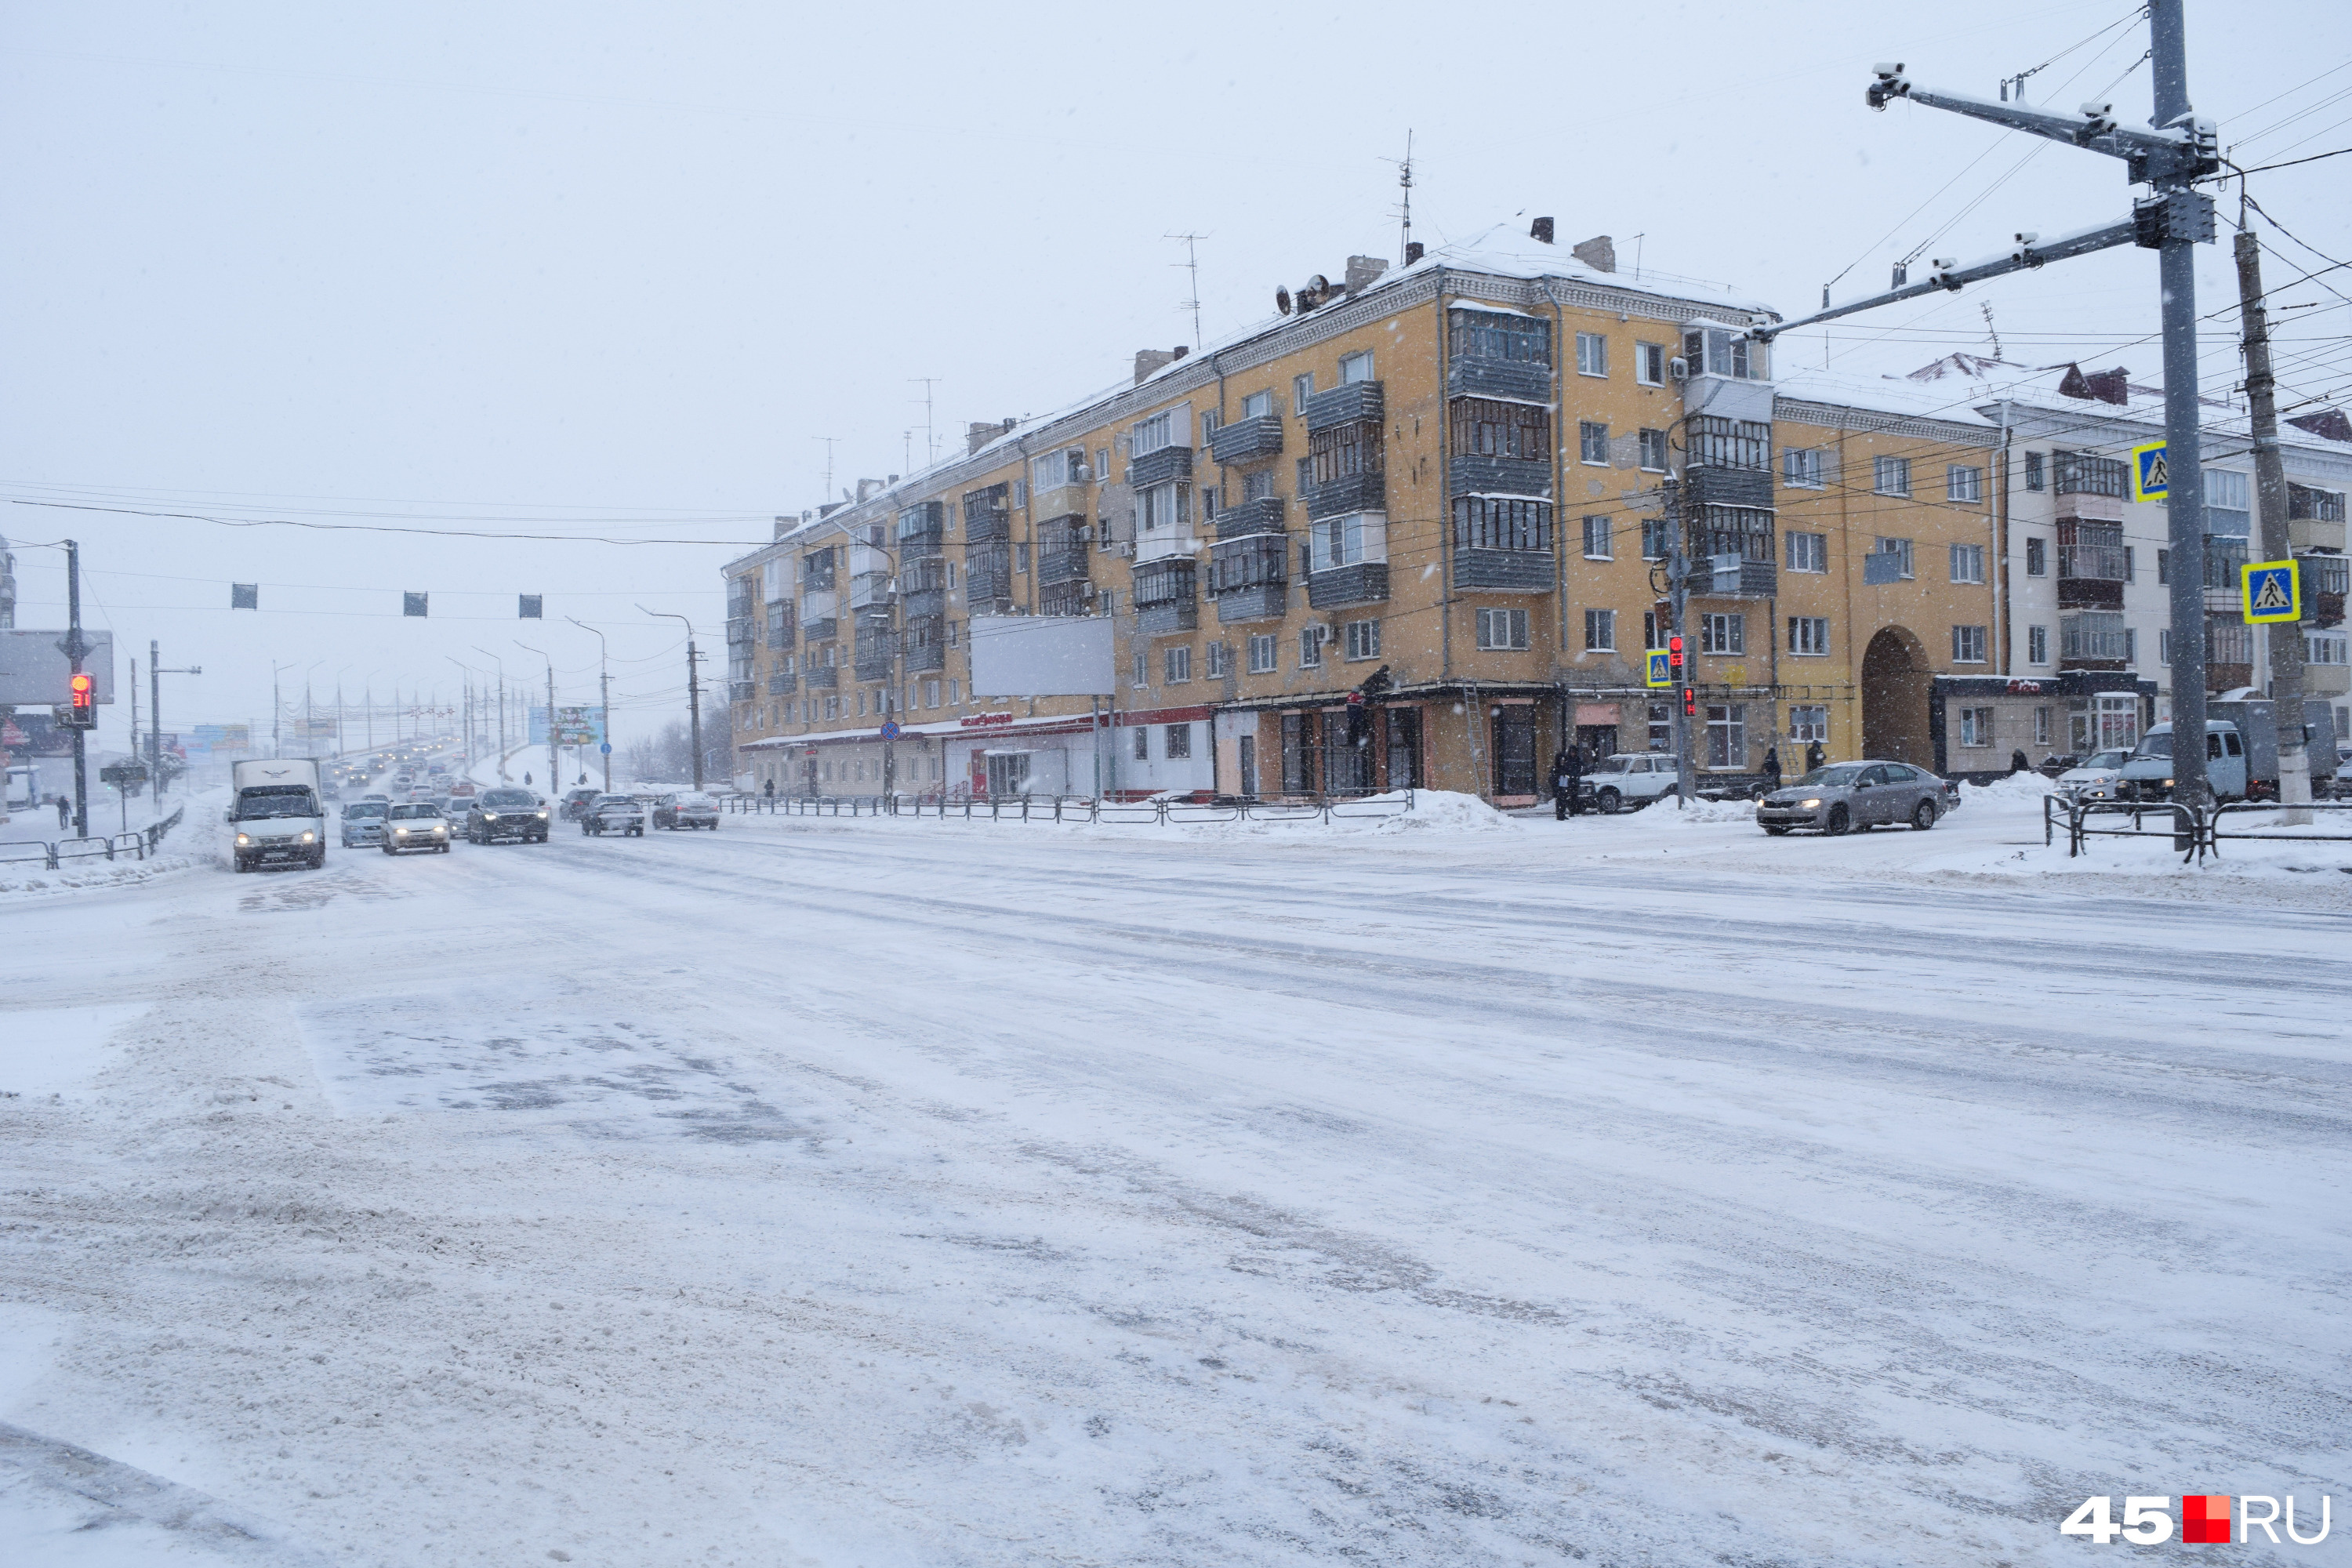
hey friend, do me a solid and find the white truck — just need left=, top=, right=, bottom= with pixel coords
left=228, top=757, right=325, bottom=871
left=2117, top=699, right=2340, bottom=804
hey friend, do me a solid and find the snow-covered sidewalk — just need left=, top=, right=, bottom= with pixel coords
left=1, top=793, right=2347, bottom=1565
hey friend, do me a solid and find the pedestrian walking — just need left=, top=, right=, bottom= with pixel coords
left=1552, top=745, right=1586, bottom=820
left=54, top=793, right=70, bottom=830
left=1761, top=745, right=1783, bottom=794
left=762, top=777, right=775, bottom=810
left=1805, top=739, right=1826, bottom=775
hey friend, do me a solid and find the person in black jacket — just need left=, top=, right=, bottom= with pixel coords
left=1805, top=739, right=1827, bottom=775
left=1761, top=745, right=1783, bottom=794
left=1553, top=745, right=1586, bottom=819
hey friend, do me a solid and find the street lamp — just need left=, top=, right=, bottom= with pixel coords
left=270, top=661, right=299, bottom=757
left=568, top=618, right=613, bottom=793
left=471, top=648, right=508, bottom=778
left=148, top=644, right=200, bottom=801
left=517, top=641, right=557, bottom=789
left=637, top=606, right=705, bottom=791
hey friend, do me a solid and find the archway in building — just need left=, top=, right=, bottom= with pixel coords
left=1861, top=626, right=1933, bottom=764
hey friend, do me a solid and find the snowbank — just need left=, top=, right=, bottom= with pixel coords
left=0, top=793, right=220, bottom=900
left=1623, top=795, right=1755, bottom=826
left=1962, top=771, right=2057, bottom=806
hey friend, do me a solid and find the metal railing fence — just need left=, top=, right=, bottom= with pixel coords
left=714, top=789, right=1415, bottom=826
left=1, top=804, right=187, bottom=873
left=2042, top=793, right=2352, bottom=862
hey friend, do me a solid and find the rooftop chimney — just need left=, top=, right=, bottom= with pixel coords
left=1530, top=216, right=1555, bottom=245
left=2057, top=364, right=2132, bottom=405
left=855, top=477, right=884, bottom=503
left=965, top=419, right=1016, bottom=455
left=1344, top=255, right=1388, bottom=296
left=1404, top=241, right=1425, bottom=266
left=1571, top=234, right=1616, bottom=274
left=774, top=514, right=793, bottom=540
left=1134, top=348, right=1179, bottom=383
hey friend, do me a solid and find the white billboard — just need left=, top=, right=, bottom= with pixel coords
left=0, top=630, right=115, bottom=706
left=968, top=615, right=1114, bottom=698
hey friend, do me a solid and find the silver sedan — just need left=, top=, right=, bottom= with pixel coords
left=1755, top=760, right=1958, bottom=836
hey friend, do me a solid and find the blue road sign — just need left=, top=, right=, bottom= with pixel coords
left=2241, top=560, right=2299, bottom=624
left=599, top=742, right=612, bottom=753
left=1645, top=651, right=1672, bottom=688
left=878, top=720, right=902, bottom=741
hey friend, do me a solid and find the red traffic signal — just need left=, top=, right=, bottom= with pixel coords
left=1667, top=633, right=1685, bottom=673
left=1682, top=684, right=1697, bottom=718
left=66, top=671, right=96, bottom=728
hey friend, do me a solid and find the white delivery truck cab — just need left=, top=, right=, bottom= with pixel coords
left=228, top=758, right=325, bottom=871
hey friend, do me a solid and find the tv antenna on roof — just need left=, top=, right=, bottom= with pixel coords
left=909, top=378, right=940, bottom=466
left=811, top=436, right=837, bottom=503
left=1167, top=232, right=1207, bottom=348
left=1381, top=129, right=1415, bottom=263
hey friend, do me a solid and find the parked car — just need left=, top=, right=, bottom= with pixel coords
left=339, top=799, right=390, bottom=847
left=464, top=787, right=550, bottom=844
left=559, top=786, right=602, bottom=822
left=1756, top=760, right=1958, bottom=835
left=653, top=792, right=720, bottom=830
left=583, top=794, right=648, bottom=836
left=1584, top=753, right=1683, bottom=814
left=381, top=801, right=452, bottom=855
left=2055, top=747, right=2134, bottom=804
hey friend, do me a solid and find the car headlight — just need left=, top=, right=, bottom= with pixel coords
left=235, top=833, right=252, bottom=846
left=395, top=826, right=409, bottom=835
left=300, top=831, right=315, bottom=843
left=2162, top=778, right=2173, bottom=788
left=1799, top=798, right=1822, bottom=809
left=535, top=810, right=548, bottom=818
left=483, top=811, right=499, bottom=820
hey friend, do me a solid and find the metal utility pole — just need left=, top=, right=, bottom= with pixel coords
left=473, top=648, right=509, bottom=777
left=1664, top=481, right=1697, bottom=808
left=517, top=641, right=557, bottom=789
left=271, top=660, right=296, bottom=760
left=149, top=641, right=198, bottom=802
left=1752, top=0, right=2221, bottom=807
left=64, top=540, right=88, bottom=835
left=640, top=607, right=704, bottom=790
left=568, top=617, right=613, bottom=792
left=2234, top=227, right=2311, bottom=822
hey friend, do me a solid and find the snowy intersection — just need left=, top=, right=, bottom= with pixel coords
left=2, top=795, right=2350, bottom=1566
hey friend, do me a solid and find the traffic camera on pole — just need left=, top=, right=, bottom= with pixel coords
left=64, top=671, right=96, bottom=728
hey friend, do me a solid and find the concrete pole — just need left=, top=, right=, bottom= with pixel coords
left=2234, top=227, right=2311, bottom=822
left=2151, top=0, right=2212, bottom=811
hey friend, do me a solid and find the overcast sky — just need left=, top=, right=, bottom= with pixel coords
left=4, top=0, right=2347, bottom=749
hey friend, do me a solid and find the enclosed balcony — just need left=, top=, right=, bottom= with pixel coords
left=1449, top=456, right=1551, bottom=499
left=1681, top=463, right=1773, bottom=510
left=803, top=617, right=838, bottom=645
left=963, top=484, right=1011, bottom=543
left=1134, top=557, right=1198, bottom=635
left=1039, top=581, right=1091, bottom=617
left=728, top=679, right=757, bottom=704
left=895, top=499, right=945, bottom=557
left=2208, top=615, right=2253, bottom=692
left=1210, top=532, right=1287, bottom=624
left=1217, top=495, right=1284, bottom=539
left=1304, top=380, right=1383, bottom=433
left=1127, top=443, right=1193, bottom=490
left=2060, top=611, right=2130, bottom=672
left=1450, top=496, right=1555, bottom=592
left=1306, top=562, right=1389, bottom=610
left=2056, top=517, right=2129, bottom=610
left=767, top=670, right=797, bottom=696
left=902, top=614, right=946, bottom=673
left=764, top=601, right=796, bottom=648
left=849, top=570, right=892, bottom=611
left=1208, top=414, right=1283, bottom=466
left=801, top=547, right=837, bottom=592
left=2301, top=551, right=2347, bottom=628
left=1447, top=306, right=1552, bottom=401
left=1690, top=506, right=1777, bottom=597
left=854, top=618, right=896, bottom=683
left=802, top=664, right=838, bottom=690
left=726, top=615, right=754, bottom=647
left=1038, top=518, right=1090, bottom=586
left=966, top=541, right=1013, bottom=611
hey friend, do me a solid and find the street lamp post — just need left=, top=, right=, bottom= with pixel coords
left=270, top=661, right=298, bottom=758
left=638, top=607, right=705, bottom=791
left=568, top=618, right=613, bottom=793
left=472, top=648, right=509, bottom=778
left=517, top=641, right=557, bottom=790
left=149, top=641, right=200, bottom=801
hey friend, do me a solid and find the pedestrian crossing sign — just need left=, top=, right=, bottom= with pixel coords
left=2241, top=560, right=2299, bottom=624
left=2130, top=441, right=2168, bottom=502
left=1646, top=650, right=1673, bottom=688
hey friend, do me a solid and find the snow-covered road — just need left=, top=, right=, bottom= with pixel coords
left=2, top=798, right=2348, bottom=1566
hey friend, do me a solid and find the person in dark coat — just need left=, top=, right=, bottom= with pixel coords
left=54, top=793, right=71, bottom=829
left=2009, top=747, right=2031, bottom=774
left=1805, top=739, right=1827, bottom=775
left=762, top=777, right=775, bottom=809
left=1761, top=746, right=1783, bottom=793
left=1553, top=745, right=1586, bottom=819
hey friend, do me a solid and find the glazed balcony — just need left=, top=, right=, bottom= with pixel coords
left=1208, top=414, right=1283, bottom=466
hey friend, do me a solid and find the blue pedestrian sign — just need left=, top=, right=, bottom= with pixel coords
left=878, top=720, right=902, bottom=740
left=2241, top=560, right=2300, bottom=624
left=2130, top=440, right=2168, bottom=503
left=1645, top=650, right=1672, bottom=688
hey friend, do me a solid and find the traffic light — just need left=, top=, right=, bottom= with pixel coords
left=1667, top=633, right=1685, bottom=678
left=64, top=672, right=96, bottom=729
left=1682, top=684, right=1697, bottom=718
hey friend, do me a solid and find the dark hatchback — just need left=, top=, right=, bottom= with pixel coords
left=464, top=786, right=552, bottom=844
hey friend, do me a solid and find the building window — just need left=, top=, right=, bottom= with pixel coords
left=1014, top=542, right=1030, bottom=574
left=2206, top=468, right=2252, bottom=536
left=2024, top=450, right=2045, bottom=492
left=1644, top=612, right=1668, bottom=650
left=924, top=679, right=941, bottom=708
left=2026, top=536, right=2047, bottom=576
left=1876, top=537, right=1915, bottom=579
left=1959, top=706, right=1994, bottom=747
left=1782, top=448, right=1824, bottom=488
left=1641, top=517, right=1671, bottom=560
left=1339, top=351, right=1375, bottom=384
left=1788, top=615, right=1829, bottom=655
left=1700, top=612, right=1744, bottom=655
left=1649, top=702, right=1674, bottom=752
left=1293, top=372, right=1314, bottom=415
left=1636, top=341, right=1667, bottom=386
left=1788, top=705, right=1828, bottom=743
left=1132, top=648, right=1148, bottom=688
left=1576, top=332, right=1608, bottom=377
left=1477, top=608, right=1530, bottom=650
left=1704, top=704, right=1746, bottom=768
left=949, top=678, right=960, bottom=703
left=1637, top=428, right=1668, bottom=471
left=1241, top=390, right=1274, bottom=420
left=856, top=691, right=866, bottom=717
left=1874, top=455, right=1912, bottom=496
left=1310, top=512, right=1388, bottom=572
left=1582, top=514, right=1613, bottom=559
left=1205, top=640, right=1230, bottom=677
left=2307, top=631, right=2350, bottom=666
left=1584, top=608, right=1616, bottom=652
left=1300, top=626, right=1326, bottom=667
left=1953, top=624, right=1989, bottom=663
left=1134, top=727, right=1149, bottom=761
left=1950, top=543, right=1985, bottom=584
left=1165, top=723, right=1192, bottom=759
left=1785, top=532, right=1827, bottom=572
left=1165, top=645, right=1192, bottom=684
left=2028, top=624, right=2049, bottom=665
left=1131, top=408, right=1178, bottom=456
left=2034, top=706, right=2053, bottom=746
left=1341, top=619, right=1381, bottom=661
left=1579, top=421, right=1610, bottom=466
left=1248, top=633, right=1277, bottom=673
left=1947, top=465, right=1984, bottom=503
